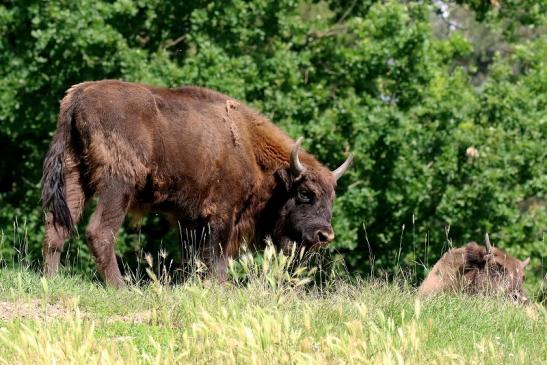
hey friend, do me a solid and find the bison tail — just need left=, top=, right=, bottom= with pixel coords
left=41, top=93, right=80, bottom=234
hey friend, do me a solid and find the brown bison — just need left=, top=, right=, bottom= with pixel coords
left=41, top=80, right=352, bottom=287
left=418, top=234, right=530, bottom=302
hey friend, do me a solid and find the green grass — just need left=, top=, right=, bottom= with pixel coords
left=0, top=250, right=545, bottom=364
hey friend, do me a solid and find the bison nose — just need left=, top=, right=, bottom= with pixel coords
left=316, top=228, right=335, bottom=244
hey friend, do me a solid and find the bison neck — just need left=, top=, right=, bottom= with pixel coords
left=228, top=168, right=287, bottom=253
left=229, top=122, right=295, bottom=250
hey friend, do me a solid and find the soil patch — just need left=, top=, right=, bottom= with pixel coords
left=0, top=299, right=68, bottom=321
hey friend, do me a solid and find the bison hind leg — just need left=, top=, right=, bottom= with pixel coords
left=43, top=166, right=87, bottom=276
left=85, top=180, right=134, bottom=288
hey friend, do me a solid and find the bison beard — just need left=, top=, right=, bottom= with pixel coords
left=41, top=80, right=352, bottom=287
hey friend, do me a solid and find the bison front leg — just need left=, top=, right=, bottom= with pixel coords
left=85, top=182, right=133, bottom=288
left=209, top=250, right=229, bottom=283
left=202, top=220, right=236, bottom=284
left=203, top=242, right=230, bottom=283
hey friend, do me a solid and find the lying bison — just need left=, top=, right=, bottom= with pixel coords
left=41, top=80, right=352, bottom=287
left=418, top=234, right=530, bottom=302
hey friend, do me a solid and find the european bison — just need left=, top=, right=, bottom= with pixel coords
left=418, top=234, right=530, bottom=302
left=42, top=80, right=352, bottom=287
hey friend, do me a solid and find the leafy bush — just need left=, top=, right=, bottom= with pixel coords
left=0, top=1, right=544, bottom=284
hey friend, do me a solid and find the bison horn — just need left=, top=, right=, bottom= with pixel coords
left=332, top=153, right=354, bottom=181
left=290, top=137, right=306, bottom=176
left=521, top=257, right=530, bottom=268
left=484, top=233, right=493, bottom=254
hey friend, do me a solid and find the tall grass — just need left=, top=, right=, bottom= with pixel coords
left=0, top=244, right=545, bottom=364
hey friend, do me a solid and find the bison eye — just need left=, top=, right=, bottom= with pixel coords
left=296, top=189, right=313, bottom=204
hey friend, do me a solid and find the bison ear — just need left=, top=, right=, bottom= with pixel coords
left=276, top=168, right=292, bottom=191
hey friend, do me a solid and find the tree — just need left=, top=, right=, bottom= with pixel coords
left=0, top=1, right=545, bottom=288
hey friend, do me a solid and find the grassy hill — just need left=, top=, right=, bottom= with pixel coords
left=0, top=250, right=545, bottom=364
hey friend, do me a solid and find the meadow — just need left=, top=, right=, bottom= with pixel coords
left=0, top=246, right=545, bottom=365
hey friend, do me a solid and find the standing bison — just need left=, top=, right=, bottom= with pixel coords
left=42, top=80, right=352, bottom=287
left=418, top=234, right=530, bottom=302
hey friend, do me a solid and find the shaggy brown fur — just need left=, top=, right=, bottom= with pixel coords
left=418, top=241, right=530, bottom=302
left=41, top=80, right=352, bottom=287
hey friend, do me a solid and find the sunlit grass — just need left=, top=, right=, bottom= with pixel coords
left=0, top=245, right=545, bottom=364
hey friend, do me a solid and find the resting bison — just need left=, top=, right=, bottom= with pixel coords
left=41, top=80, right=352, bottom=287
left=418, top=234, right=530, bottom=302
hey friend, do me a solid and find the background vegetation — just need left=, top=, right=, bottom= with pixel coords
left=0, top=1, right=545, bottom=286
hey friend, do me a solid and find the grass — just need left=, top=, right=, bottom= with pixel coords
left=0, top=247, right=545, bottom=364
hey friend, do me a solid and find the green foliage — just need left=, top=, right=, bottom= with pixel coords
left=0, top=1, right=545, bottom=283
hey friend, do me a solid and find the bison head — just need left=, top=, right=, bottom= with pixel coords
left=466, top=234, right=530, bottom=303
left=271, top=137, right=352, bottom=253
